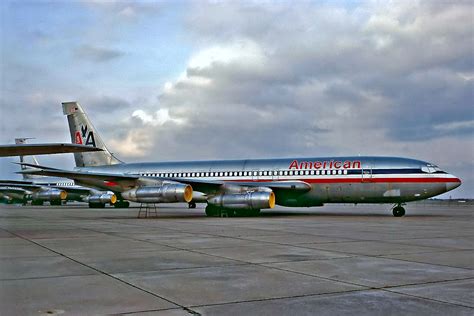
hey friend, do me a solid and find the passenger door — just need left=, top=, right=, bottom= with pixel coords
left=361, top=163, right=373, bottom=182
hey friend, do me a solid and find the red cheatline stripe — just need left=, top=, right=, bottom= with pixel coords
left=229, top=177, right=460, bottom=184
left=304, top=178, right=460, bottom=184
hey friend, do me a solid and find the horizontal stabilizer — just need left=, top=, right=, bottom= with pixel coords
left=0, top=143, right=103, bottom=157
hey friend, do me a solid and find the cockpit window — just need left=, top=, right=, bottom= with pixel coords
left=421, top=164, right=442, bottom=173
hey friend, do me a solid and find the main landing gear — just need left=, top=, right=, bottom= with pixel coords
left=114, top=200, right=130, bottom=208
left=392, top=204, right=406, bottom=217
left=205, top=205, right=260, bottom=217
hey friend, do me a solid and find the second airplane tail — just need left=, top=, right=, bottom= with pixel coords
left=15, top=138, right=41, bottom=180
left=62, top=102, right=122, bottom=167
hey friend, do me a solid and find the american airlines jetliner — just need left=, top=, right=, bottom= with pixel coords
left=21, top=102, right=462, bottom=217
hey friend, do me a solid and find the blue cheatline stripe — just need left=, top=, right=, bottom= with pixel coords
left=348, top=169, right=447, bottom=175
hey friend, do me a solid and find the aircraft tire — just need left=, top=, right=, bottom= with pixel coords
left=248, top=209, right=261, bottom=217
left=393, top=206, right=405, bottom=217
left=205, top=205, right=221, bottom=217
left=89, top=202, right=105, bottom=208
left=114, top=201, right=130, bottom=208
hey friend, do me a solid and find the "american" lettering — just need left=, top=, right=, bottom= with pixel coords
left=289, top=160, right=361, bottom=170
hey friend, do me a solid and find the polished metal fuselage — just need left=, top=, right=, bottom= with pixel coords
left=75, top=156, right=461, bottom=206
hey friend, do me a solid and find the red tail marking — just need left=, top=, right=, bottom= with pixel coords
left=75, top=131, right=82, bottom=144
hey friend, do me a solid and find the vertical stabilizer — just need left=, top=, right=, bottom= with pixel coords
left=62, top=102, right=121, bottom=167
left=15, top=138, right=40, bottom=180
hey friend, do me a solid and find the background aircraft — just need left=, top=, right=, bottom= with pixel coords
left=0, top=138, right=116, bottom=207
left=21, top=102, right=461, bottom=217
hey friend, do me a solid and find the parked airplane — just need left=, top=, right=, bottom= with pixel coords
left=0, top=138, right=116, bottom=207
left=20, top=102, right=462, bottom=217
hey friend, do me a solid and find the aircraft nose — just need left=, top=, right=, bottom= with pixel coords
left=446, top=176, right=462, bottom=191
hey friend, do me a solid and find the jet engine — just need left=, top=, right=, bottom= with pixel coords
left=208, top=191, right=275, bottom=210
left=32, top=189, right=67, bottom=201
left=87, top=193, right=117, bottom=205
left=121, top=184, right=193, bottom=203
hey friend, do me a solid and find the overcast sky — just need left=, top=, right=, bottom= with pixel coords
left=0, top=1, right=472, bottom=198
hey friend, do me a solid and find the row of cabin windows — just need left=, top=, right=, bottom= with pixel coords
left=141, top=169, right=349, bottom=178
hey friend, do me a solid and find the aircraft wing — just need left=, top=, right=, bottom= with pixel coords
left=0, top=186, right=31, bottom=195
left=18, top=166, right=140, bottom=192
left=0, top=143, right=103, bottom=157
left=0, top=180, right=93, bottom=195
left=163, top=178, right=311, bottom=194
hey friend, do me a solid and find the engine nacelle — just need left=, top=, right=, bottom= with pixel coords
left=121, top=184, right=193, bottom=203
left=87, top=193, right=117, bottom=205
left=32, top=189, right=67, bottom=201
left=208, top=191, right=275, bottom=210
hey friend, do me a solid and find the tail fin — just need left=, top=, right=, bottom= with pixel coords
left=15, top=138, right=41, bottom=180
left=62, top=102, right=122, bottom=167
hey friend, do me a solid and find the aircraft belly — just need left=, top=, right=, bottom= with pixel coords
left=277, top=181, right=448, bottom=206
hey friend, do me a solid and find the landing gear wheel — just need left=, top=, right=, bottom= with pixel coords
left=188, top=202, right=196, bottom=209
left=89, top=202, right=106, bottom=208
left=205, top=205, right=221, bottom=217
left=393, top=206, right=405, bottom=217
left=114, top=201, right=130, bottom=208
left=248, top=209, right=261, bottom=217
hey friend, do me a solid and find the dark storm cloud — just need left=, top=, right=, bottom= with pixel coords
left=173, top=1, right=473, bottom=143
left=114, top=1, right=472, bottom=197
left=74, top=45, right=125, bottom=63
left=1, top=1, right=472, bottom=197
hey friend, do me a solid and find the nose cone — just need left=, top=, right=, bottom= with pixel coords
left=446, top=176, right=462, bottom=191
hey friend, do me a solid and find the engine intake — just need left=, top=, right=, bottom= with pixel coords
left=121, top=184, right=193, bottom=203
left=32, top=189, right=67, bottom=201
left=208, top=191, right=275, bottom=210
left=87, top=193, right=117, bottom=204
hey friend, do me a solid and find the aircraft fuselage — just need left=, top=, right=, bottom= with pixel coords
left=77, top=156, right=461, bottom=206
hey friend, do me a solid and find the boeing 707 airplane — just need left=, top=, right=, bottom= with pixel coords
left=20, top=102, right=461, bottom=217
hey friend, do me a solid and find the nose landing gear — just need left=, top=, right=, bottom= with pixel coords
left=392, top=204, right=406, bottom=217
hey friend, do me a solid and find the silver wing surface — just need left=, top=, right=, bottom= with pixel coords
left=0, top=143, right=103, bottom=157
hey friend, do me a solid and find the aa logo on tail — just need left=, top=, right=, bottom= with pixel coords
left=75, top=125, right=96, bottom=147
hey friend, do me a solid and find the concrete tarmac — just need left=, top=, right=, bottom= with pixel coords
left=0, top=203, right=472, bottom=315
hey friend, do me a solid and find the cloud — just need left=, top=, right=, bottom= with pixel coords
left=1, top=1, right=472, bottom=197
left=132, top=108, right=186, bottom=126
left=74, top=45, right=125, bottom=63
